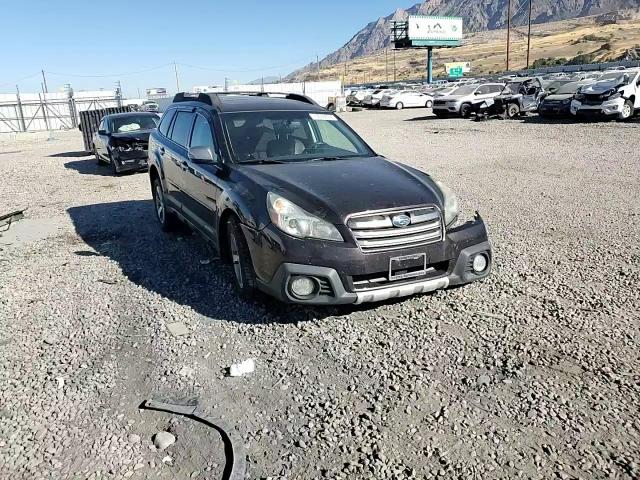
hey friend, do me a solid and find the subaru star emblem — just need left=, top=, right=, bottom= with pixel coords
left=392, top=214, right=411, bottom=228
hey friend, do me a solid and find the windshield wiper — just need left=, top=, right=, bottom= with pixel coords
left=240, top=159, right=287, bottom=165
left=304, top=155, right=364, bottom=162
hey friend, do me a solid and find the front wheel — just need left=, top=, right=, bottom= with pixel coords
left=152, top=177, right=179, bottom=232
left=227, top=217, right=258, bottom=300
left=460, top=103, right=472, bottom=118
left=618, top=100, right=634, bottom=121
left=506, top=103, right=520, bottom=119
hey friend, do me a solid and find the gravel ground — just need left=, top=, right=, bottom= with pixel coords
left=0, top=110, right=638, bottom=480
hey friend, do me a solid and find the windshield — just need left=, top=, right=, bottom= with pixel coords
left=597, top=72, right=633, bottom=84
left=555, top=82, right=580, bottom=94
left=112, top=115, right=159, bottom=133
left=450, top=85, right=478, bottom=96
left=222, top=111, right=373, bottom=164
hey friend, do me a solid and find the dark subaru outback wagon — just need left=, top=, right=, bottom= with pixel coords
left=148, top=92, right=492, bottom=305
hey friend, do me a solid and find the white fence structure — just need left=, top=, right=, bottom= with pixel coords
left=227, top=81, right=343, bottom=108
left=0, top=90, right=121, bottom=133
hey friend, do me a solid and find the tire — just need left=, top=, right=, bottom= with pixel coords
left=618, top=100, right=634, bottom=121
left=395, top=102, right=404, bottom=110
left=94, top=145, right=103, bottom=165
left=426, top=100, right=433, bottom=108
left=226, top=216, right=258, bottom=300
left=460, top=103, right=472, bottom=118
left=506, top=103, right=520, bottom=119
left=109, top=151, right=120, bottom=175
left=152, top=177, right=179, bottom=232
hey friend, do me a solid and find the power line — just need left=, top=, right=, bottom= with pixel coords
left=0, top=72, right=41, bottom=89
left=177, top=55, right=319, bottom=74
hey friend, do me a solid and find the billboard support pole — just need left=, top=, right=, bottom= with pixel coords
left=427, top=47, right=433, bottom=84
left=526, top=0, right=533, bottom=69
left=506, top=0, right=512, bottom=71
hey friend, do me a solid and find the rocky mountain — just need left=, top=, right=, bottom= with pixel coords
left=289, top=0, right=639, bottom=77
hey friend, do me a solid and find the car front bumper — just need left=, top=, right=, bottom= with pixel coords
left=571, top=98, right=624, bottom=117
left=433, top=103, right=460, bottom=113
left=242, top=215, right=492, bottom=305
left=538, top=103, right=572, bottom=116
left=113, top=151, right=149, bottom=172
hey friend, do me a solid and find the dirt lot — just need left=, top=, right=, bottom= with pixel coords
left=0, top=110, right=639, bottom=480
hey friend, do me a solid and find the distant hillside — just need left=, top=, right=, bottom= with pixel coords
left=288, top=0, right=640, bottom=80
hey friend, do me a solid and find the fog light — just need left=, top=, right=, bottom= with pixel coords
left=290, top=276, right=316, bottom=298
left=472, top=254, right=488, bottom=273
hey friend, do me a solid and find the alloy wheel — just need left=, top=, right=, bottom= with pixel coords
left=229, top=230, right=244, bottom=288
left=154, top=183, right=165, bottom=224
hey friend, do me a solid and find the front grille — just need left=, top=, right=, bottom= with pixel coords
left=434, top=100, right=447, bottom=106
left=347, top=206, right=444, bottom=253
left=583, top=94, right=603, bottom=105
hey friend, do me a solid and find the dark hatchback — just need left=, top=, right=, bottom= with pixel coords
left=93, top=112, right=160, bottom=173
left=148, top=92, right=492, bottom=305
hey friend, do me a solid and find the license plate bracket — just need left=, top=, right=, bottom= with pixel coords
left=389, top=253, right=428, bottom=281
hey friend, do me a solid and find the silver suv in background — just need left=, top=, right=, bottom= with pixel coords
left=433, top=83, right=504, bottom=118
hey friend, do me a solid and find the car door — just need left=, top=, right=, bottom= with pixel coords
left=180, top=112, right=223, bottom=240
left=164, top=110, right=195, bottom=213
left=95, top=118, right=109, bottom=158
left=473, top=85, right=492, bottom=104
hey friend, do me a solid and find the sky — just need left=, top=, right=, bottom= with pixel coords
left=0, top=0, right=403, bottom=97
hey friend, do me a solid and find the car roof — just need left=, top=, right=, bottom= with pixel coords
left=170, top=93, right=326, bottom=114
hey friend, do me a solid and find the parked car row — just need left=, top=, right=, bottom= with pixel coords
left=350, top=68, right=640, bottom=121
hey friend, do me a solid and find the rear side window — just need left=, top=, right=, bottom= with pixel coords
left=170, top=111, right=195, bottom=147
left=158, top=110, right=175, bottom=137
left=190, top=115, right=216, bottom=148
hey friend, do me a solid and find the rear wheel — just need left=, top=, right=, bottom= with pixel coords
left=226, top=216, right=258, bottom=300
left=618, top=100, right=634, bottom=121
left=94, top=145, right=104, bottom=165
left=396, top=102, right=404, bottom=110
left=152, top=177, right=179, bottom=232
left=506, top=103, right=520, bottom=119
left=425, top=100, right=433, bottom=108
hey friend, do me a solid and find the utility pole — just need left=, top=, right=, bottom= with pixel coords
left=316, top=55, right=321, bottom=80
left=41, top=70, right=49, bottom=93
left=15, top=85, right=26, bottom=132
left=173, top=61, right=180, bottom=92
left=526, top=0, right=533, bottom=69
left=393, top=49, right=397, bottom=82
left=385, top=49, right=389, bottom=82
left=506, top=0, right=512, bottom=71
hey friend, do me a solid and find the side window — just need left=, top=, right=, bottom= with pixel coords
left=158, top=110, right=176, bottom=137
left=170, top=111, right=195, bottom=147
left=476, top=86, right=490, bottom=95
left=190, top=114, right=216, bottom=148
left=99, top=119, right=106, bottom=132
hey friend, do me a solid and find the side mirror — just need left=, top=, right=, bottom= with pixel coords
left=474, top=91, right=481, bottom=95
left=188, top=146, right=219, bottom=166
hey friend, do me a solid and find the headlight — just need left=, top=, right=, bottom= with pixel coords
left=574, top=94, right=585, bottom=101
left=562, top=98, right=573, bottom=105
left=435, top=181, right=459, bottom=227
left=608, top=92, right=622, bottom=100
left=267, top=192, right=343, bottom=242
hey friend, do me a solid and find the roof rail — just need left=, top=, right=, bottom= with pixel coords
left=171, top=91, right=320, bottom=110
left=172, top=92, right=213, bottom=105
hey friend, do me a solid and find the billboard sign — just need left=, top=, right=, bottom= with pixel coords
left=445, top=62, right=471, bottom=77
left=407, top=16, right=463, bottom=47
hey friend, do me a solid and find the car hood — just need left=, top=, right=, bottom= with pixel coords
left=581, top=78, right=627, bottom=94
left=110, top=130, right=153, bottom=142
left=239, top=157, right=443, bottom=223
left=437, top=95, right=466, bottom=101
left=543, top=93, right=574, bottom=101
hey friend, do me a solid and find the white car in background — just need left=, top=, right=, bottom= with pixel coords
left=363, top=88, right=394, bottom=108
left=380, top=90, right=434, bottom=109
